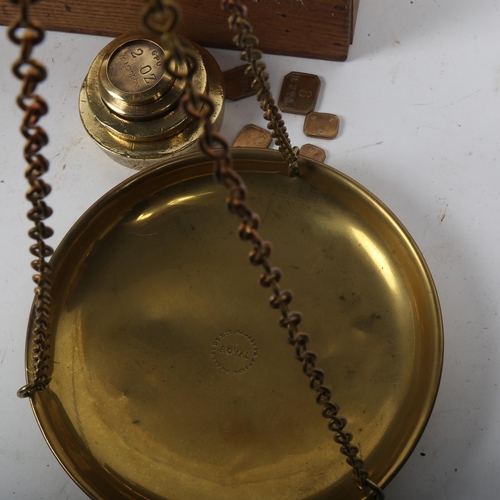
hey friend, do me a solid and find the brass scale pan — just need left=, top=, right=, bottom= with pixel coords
left=24, top=146, right=443, bottom=499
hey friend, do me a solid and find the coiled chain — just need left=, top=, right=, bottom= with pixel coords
left=222, top=0, right=299, bottom=177
left=8, top=0, right=54, bottom=398
left=143, top=1, right=383, bottom=498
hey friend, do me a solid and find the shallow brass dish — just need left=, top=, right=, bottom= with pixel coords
left=26, top=149, right=443, bottom=499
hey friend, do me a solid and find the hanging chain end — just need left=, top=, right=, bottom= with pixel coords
left=17, top=383, right=35, bottom=399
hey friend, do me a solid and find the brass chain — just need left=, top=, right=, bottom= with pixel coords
left=222, top=0, right=299, bottom=177
left=143, top=1, right=383, bottom=498
left=8, top=0, right=54, bottom=399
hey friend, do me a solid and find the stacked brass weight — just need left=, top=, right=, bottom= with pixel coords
left=10, top=0, right=443, bottom=498
left=79, top=33, right=225, bottom=169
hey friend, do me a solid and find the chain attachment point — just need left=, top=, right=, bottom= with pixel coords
left=17, top=383, right=36, bottom=398
left=365, top=479, right=386, bottom=500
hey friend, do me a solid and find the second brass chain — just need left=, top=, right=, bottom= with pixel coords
left=9, top=0, right=54, bottom=399
left=222, top=0, right=299, bottom=177
left=142, top=1, right=384, bottom=498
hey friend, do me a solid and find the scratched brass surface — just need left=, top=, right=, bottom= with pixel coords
left=28, top=149, right=442, bottom=500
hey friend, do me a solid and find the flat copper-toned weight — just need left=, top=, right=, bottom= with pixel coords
left=299, top=143, right=326, bottom=163
left=304, top=112, right=340, bottom=139
left=232, top=124, right=272, bottom=148
left=223, top=65, right=258, bottom=101
left=278, top=72, right=321, bottom=115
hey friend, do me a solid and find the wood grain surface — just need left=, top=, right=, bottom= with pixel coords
left=1, top=0, right=359, bottom=61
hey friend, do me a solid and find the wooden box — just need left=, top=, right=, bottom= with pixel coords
left=1, top=0, right=360, bottom=61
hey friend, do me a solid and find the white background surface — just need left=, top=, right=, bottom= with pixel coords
left=1, top=0, right=500, bottom=498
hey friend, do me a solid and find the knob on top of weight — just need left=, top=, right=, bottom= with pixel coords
left=79, top=33, right=225, bottom=169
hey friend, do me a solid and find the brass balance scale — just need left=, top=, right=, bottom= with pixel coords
left=9, top=1, right=443, bottom=499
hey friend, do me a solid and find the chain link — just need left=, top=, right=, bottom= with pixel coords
left=222, top=0, right=299, bottom=177
left=8, top=0, right=54, bottom=399
left=143, top=1, right=384, bottom=498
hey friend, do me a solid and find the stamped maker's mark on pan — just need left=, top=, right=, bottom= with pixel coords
left=211, top=330, right=258, bottom=374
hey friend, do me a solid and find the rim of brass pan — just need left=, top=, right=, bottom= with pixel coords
left=25, top=149, right=443, bottom=500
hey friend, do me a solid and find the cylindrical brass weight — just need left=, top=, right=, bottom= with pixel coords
left=79, top=34, right=225, bottom=169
